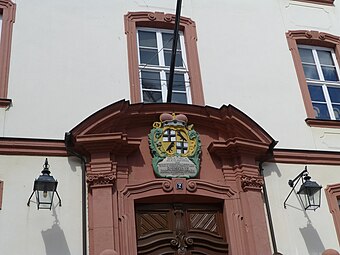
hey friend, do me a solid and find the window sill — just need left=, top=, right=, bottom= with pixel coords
left=292, top=0, right=334, bottom=5
left=0, top=98, right=11, bottom=108
left=306, top=118, right=340, bottom=128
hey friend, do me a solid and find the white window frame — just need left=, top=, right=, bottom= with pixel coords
left=136, top=27, right=192, bottom=104
left=299, top=44, right=340, bottom=120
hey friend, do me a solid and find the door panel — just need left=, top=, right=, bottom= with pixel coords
left=135, top=203, right=228, bottom=255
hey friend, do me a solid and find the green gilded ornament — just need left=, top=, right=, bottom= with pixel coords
left=148, top=113, right=201, bottom=178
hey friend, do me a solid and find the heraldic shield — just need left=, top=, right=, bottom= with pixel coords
left=148, top=113, right=201, bottom=178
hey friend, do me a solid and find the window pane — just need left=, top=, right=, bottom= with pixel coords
left=139, top=48, right=159, bottom=65
left=143, top=91, right=162, bottom=103
left=312, top=103, right=330, bottom=119
left=332, top=104, right=340, bottom=120
left=302, top=64, right=319, bottom=80
left=162, top=33, right=181, bottom=50
left=141, top=71, right=161, bottom=89
left=172, top=92, right=187, bottom=103
left=328, top=87, right=340, bottom=103
left=164, top=50, right=183, bottom=67
left=317, top=50, right=334, bottom=66
left=321, top=66, right=339, bottom=81
left=298, top=48, right=315, bottom=63
left=138, top=31, right=157, bottom=48
left=308, top=84, right=325, bottom=102
left=166, top=73, right=186, bottom=91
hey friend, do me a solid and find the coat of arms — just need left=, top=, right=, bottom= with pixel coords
left=148, top=113, right=201, bottom=178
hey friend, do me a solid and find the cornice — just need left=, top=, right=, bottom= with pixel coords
left=271, top=148, right=340, bottom=165
left=0, top=137, right=67, bottom=156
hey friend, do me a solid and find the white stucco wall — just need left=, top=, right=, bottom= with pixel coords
left=0, top=155, right=83, bottom=255
left=0, top=0, right=336, bottom=152
left=264, top=162, right=340, bottom=255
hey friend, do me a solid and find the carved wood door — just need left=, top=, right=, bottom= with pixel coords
left=135, top=203, right=228, bottom=255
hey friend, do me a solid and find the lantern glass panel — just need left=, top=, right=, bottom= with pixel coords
left=36, top=190, right=55, bottom=209
left=298, top=180, right=322, bottom=210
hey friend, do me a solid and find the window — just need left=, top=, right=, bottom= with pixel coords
left=298, top=45, right=340, bottom=120
left=125, top=12, right=204, bottom=105
left=137, top=28, right=190, bottom=103
left=325, top=184, right=340, bottom=245
left=287, top=30, right=340, bottom=127
left=0, top=0, right=15, bottom=108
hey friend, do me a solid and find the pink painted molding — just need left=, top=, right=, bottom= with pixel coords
left=325, top=184, right=340, bottom=245
left=0, top=137, right=67, bottom=156
left=272, top=148, right=340, bottom=165
left=306, top=118, right=340, bottom=128
left=323, top=249, right=340, bottom=255
left=124, top=11, right=205, bottom=105
left=0, top=0, right=15, bottom=107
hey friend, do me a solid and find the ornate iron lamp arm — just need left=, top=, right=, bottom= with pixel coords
left=283, top=167, right=308, bottom=209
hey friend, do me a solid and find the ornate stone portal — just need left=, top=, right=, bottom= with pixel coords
left=149, top=113, right=201, bottom=178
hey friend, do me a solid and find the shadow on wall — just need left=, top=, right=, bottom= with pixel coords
left=41, top=205, right=71, bottom=255
left=261, top=162, right=282, bottom=178
left=41, top=223, right=71, bottom=255
left=299, top=222, right=325, bottom=255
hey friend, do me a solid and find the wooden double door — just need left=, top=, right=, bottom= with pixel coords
left=135, top=203, right=228, bottom=255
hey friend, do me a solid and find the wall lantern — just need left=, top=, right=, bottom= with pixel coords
left=283, top=166, right=322, bottom=211
left=27, top=158, right=61, bottom=210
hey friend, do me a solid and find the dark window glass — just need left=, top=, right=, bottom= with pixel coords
left=162, top=33, right=181, bottom=50
left=141, top=71, right=161, bottom=89
left=143, top=91, right=162, bottom=103
left=328, top=87, right=340, bottom=103
left=317, top=50, right=334, bottom=66
left=332, top=104, right=340, bottom=120
left=321, top=66, right=339, bottom=81
left=172, top=92, right=187, bottom=103
left=166, top=73, right=186, bottom=91
left=138, top=31, right=157, bottom=47
left=308, top=84, right=325, bottom=102
left=164, top=50, right=183, bottom=67
left=302, top=64, right=320, bottom=80
left=299, top=48, right=315, bottom=63
left=139, top=49, right=159, bottom=65
left=313, top=103, right=330, bottom=119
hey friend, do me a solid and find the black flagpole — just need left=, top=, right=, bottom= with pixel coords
left=167, top=0, right=182, bottom=103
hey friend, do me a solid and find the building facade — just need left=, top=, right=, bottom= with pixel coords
left=1, top=0, right=340, bottom=254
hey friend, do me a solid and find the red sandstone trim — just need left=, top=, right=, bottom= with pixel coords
left=0, top=98, right=11, bottom=107
left=0, top=0, right=15, bottom=107
left=272, top=148, right=340, bottom=165
left=306, top=118, right=340, bottom=128
left=325, top=184, right=340, bottom=245
left=286, top=30, right=340, bottom=120
left=0, top=138, right=67, bottom=156
left=0, top=180, right=3, bottom=210
left=124, top=12, right=204, bottom=105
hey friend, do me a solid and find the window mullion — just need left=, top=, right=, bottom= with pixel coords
left=160, top=70, right=167, bottom=102
left=313, top=49, right=324, bottom=81
left=323, top=85, right=336, bottom=119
